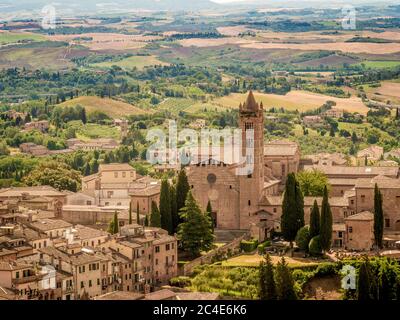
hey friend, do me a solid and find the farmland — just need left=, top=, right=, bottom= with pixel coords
left=214, top=91, right=369, bottom=114
left=0, top=31, right=46, bottom=45
left=59, top=96, right=147, bottom=118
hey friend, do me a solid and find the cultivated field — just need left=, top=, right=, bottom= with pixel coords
left=214, top=91, right=369, bottom=114
left=59, top=96, right=147, bottom=118
left=0, top=31, right=46, bottom=45
left=46, top=33, right=162, bottom=51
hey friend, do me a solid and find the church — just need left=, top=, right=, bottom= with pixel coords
left=186, top=91, right=300, bottom=232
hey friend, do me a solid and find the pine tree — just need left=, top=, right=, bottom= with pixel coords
left=150, top=201, right=161, bottom=227
left=319, top=186, right=332, bottom=253
left=170, top=184, right=178, bottom=233
left=160, top=179, right=173, bottom=234
left=178, top=191, right=214, bottom=257
left=206, top=200, right=214, bottom=233
left=374, top=183, right=384, bottom=249
left=176, top=169, right=190, bottom=220
left=309, top=200, right=320, bottom=239
left=128, top=202, right=132, bottom=225
left=259, top=254, right=277, bottom=300
left=136, top=202, right=140, bottom=225
left=281, top=173, right=304, bottom=247
left=275, top=257, right=297, bottom=300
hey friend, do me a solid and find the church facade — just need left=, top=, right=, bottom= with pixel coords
left=187, top=91, right=300, bottom=231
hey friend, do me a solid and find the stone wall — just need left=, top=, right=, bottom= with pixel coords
left=182, top=232, right=250, bottom=276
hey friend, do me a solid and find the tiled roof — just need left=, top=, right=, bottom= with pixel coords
left=30, top=219, right=72, bottom=232
left=345, top=211, right=374, bottom=221
left=0, top=186, right=66, bottom=197
left=99, top=163, right=135, bottom=172
left=355, top=176, right=400, bottom=189
left=304, top=165, right=399, bottom=177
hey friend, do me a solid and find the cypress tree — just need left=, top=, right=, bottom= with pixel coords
left=357, top=259, right=372, bottom=300
left=275, top=257, right=297, bottom=300
left=128, top=202, right=132, bottom=225
left=309, top=200, right=320, bottom=239
left=259, top=254, right=277, bottom=300
left=178, top=191, right=213, bottom=257
left=110, top=211, right=119, bottom=234
left=319, top=186, right=332, bottom=253
left=281, top=173, right=304, bottom=247
left=176, top=169, right=190, bottom=219
left=374, top=183, right=384, bottom=249
left=150, top=201, right=161, bottom=228
left=136, top=202, right=140, bottom=225
left=160, top=179, right=173, bottom=234
left=144, top=214, right=149, bottom=227
left=170, top=184, right=178, bottom=233
left=206, top=200, right=214, bottom=233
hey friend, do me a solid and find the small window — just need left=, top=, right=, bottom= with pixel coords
left=385, top=219, right=391, bottom=228
left=248, top=200, right=251, bottom=206
left=348, top=226, right=353, bottom=233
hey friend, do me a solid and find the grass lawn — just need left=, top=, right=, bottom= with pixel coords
left=357, top=60, right=400, bottom=69
left=221, top=253, right=324, bottom=268
left=0, top=32, right=46, bottom=45
left=76, top=123, right=120, bottom=140
left=59, top=96, right=147, bottom=119
left=91, top=55, right=169, bottom=70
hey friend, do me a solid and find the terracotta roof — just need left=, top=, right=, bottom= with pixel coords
left=73, top=225, right=109, bottom=240
left=30, top=219, right=72, bottom=232
left=99, top=163, right=135, bottom=172
left=303, top=165, right=399, bottom=177
left=333, top=223, right=346, bottom=232
left=177, top=292, right=220, bottom=300
left=355, top=176, right=400, bottom=189
left=145, top=289, right=176, bottom=300
left=0, top=261, right=31, bottom=271
left=241, top=90, right=260, bottom=112
left=264, top=140, right=299, bottom=157
left=345, top=211, right=374, bottom=221
left=328, top=178, right=357, bottom=186
left=0, top=186, right=66, bottom=198
left=94, top=291, right=144, bottom=300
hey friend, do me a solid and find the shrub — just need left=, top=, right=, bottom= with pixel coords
left=240, top=239, right=259, bottom=252
left=169, top=276, right=192, bottom=288
left=309, top=236, right=322, bottom=256
left=315, top=263, right=338, bottom=276
left=257, top=240, right=272, bottom=254
left=295, top=226, right=311, bottom=252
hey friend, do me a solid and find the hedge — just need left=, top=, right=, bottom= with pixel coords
left=240, top=239, right=259, bottom=252
left=257, top=240, right=272, bottom=254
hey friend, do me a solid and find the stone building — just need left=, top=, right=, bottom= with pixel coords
left=187, top=91, right=300, bottom=231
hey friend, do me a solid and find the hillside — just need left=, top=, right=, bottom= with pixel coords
left=59, top=96, right=147, bottom=119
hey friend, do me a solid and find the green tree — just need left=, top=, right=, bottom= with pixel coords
left=295, top=226, right=311, bottom=252
left=128, top=202, right=132, bottom=225
left=308, top=235, right=322, bottom=256
left=178, top=191, right=213, bottom=257
left=23, top=161, right=81, bottom=192
left=108, top=211, right=119, bottom=235
left=374, top=183, right=384, bottom=249
left=319, top=186, right=332, bottom=253
left=309, top=200, right=320, bottom=239
left=357, top=259, right=373, bottom=300
left=150, top=201, right=161, bottom=228
left=275, top=257, right=297, bottom=300
left=170, top=184, right=178, bottom=233
left=136, top=202, right=140, bottom=225
left=297, top=170, right=330, bottom=197
left=206, top=200, right=214, bottom=233
left=144, top=214, right=149, bottom=227
left=281, top=173, right=304, bottom=247
left=259, top=254, right=277, bottom=300
left=176, top=169, right=190, bottom=220
left=160, top=179, right=173, bottom=234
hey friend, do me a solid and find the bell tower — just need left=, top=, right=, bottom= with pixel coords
left=238, top=91, right=264, bottom=229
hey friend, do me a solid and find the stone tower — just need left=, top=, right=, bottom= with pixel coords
left=238, top=91, right=264, bottom=229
